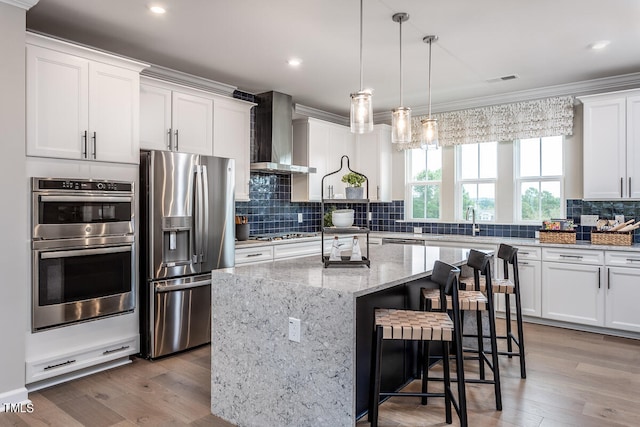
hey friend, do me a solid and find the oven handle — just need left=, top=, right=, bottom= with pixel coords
left=39, top=195, right=133, bottom=203
left=155, top=278, right=211, bottom=293
left=40, top=245, right=131, bottom=259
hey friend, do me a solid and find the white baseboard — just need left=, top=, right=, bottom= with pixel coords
left=0, top=387, right=29, bottom=412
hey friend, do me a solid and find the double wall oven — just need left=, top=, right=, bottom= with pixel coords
left=31, top=177, right=136, bottom=331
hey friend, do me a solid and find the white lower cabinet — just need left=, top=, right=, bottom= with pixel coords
left=604, top=251, right=640, bottom=333
left=235, top=245, right=274, bottom=265
left=513, top=246, right=542, bottom=317
left=541, top=248, right=605, bottom=327
left=542, top=261, right=604, bottom=326
left=26, top=335, right=137, bottom=385
left=273, top=241, right=319, bottom=260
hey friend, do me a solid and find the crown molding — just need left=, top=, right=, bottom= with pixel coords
left=293, top=103, right=349, bottom=126
left=372, top=72, right=640, bottom=124
left=0, top=0, right=38, bottom=10
left=142, top=64, right=237, bottom=97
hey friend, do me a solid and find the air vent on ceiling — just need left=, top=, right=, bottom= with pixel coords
left=487, top=74, right=519, bottom=83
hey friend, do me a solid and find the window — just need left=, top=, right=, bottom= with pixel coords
left=457, top=142, right=497, bottom=221
left=406, top=147, right=442, bottom=220
left=516, top=136, right=564, bottom=222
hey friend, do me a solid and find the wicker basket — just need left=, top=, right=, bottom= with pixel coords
left=590, top=231, right=633, bottom=246
left=539, top=230, right=576, bottom=244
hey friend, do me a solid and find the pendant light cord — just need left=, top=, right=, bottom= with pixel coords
left=359, top=0, right=364, bottom=91
left=399, top=18, right=403, bottom=106
left=427, top=38, right=432, bottom=119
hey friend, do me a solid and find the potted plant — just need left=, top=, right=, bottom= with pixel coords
left=342, top=172, right=366, bottom=199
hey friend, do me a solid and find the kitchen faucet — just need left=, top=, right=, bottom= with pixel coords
left=466, top=206, right=480, bottom=236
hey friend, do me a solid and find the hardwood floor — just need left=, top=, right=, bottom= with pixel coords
left=356, top=322, right=640, bottom=427
left=1, top=322, right=639, bottom=427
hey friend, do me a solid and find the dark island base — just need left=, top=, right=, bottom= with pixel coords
left=355, top=277, right=442, bottom=418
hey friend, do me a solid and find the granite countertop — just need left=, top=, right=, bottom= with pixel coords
left=235, top=231, right=640, bottom=252
left=218, top=244, right=474, bottom=297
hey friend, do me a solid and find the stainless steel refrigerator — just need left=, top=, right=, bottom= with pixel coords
left=139, top=150, right=235, bottom=359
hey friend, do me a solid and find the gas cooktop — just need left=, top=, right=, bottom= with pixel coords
left=250, top=232, right=320, bottom=241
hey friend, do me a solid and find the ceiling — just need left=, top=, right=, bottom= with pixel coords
left=26, top=0, right=640, bottom=118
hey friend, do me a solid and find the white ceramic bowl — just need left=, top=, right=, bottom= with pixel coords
left=332, top=209, right=354, bottom=227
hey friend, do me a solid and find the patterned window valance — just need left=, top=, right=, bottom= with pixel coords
left=400, top=96, right=574, bottom=150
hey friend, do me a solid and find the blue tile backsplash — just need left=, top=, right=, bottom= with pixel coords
left=234, top=174, right=640, bottom=243
left=233, top=90, right=640, bottom=243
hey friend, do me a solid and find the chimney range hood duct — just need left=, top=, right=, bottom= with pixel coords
left=250, top=91, right=316, bottom=174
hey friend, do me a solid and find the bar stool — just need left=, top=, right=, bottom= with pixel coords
left=460, top=244, right=527, bottom=378
left=369, top=261, right=467, bottom=427
left=422, top=249, right=502, bottom=411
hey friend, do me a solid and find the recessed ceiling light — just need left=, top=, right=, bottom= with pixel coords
left=590, top=40, right=610, bottom=50
left=287, top=58, right=302, bottom=67
left=149, top=5, right=166, bottom=14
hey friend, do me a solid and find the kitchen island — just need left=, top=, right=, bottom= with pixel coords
left=210, top=244, right=475, bottom=427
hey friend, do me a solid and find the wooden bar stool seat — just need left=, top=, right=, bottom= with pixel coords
left=369, top=261, right=468, bottom=427
left=460, top=276, right=515, bottom=294
left=422, top=288, right=488, bottom=311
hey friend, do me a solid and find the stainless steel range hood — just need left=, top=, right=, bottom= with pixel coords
left=251, top=91, right=316, bottom=174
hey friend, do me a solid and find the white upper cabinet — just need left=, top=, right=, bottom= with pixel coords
left=580, top=89, right=640, bottom=199
left=139, top=83, right=172, bottom=151
left=26, top=35, right=146, bottom=164
left=140, top=78, right=213, bottom=156
left=292, top=118, right=355, bottom=201
left=212, top=96, right=255, bottom=201
left=355, top=124, right=392, bottom=202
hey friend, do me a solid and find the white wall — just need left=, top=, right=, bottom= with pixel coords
left=0, top=1, right=29, bottom=405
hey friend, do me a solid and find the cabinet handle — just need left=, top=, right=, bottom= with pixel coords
left=103, top=345, right=130, bottom=355
left=625, top=258, right=640, bottom=263
left=376, top=185, right=380, bottom=200
left=167, top=128, right=173, bottom=150
left=82, top=130, right=88, bottom=158
left=629, top=177, right=632, bottom=198
left=174, top=129, right=179, bottom=151
left=246, top=253, right=263, bottom=257
left=519, top=261, right=529, bottom=265
left=559, top=254, right=583, bottom=259
left=598, top=267, right=601, bottom=289
left=607, top=267, right=610, bottom=290
left=620, top=177, right=623, bottom=198
left=44, top=359, right=76, bottom=370
left=91, top=132, right=97, bottom=159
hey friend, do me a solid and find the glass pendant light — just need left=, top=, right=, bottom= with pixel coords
left=421, top=35, right=439, bottom=149
left=391, top=13, right=411, bottom=144
left=350, top=0, right=373, bottom=134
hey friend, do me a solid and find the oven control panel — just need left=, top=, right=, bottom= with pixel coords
left=34, top=178, right=133, bottom=193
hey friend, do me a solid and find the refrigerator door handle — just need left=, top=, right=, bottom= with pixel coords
left=194, top=165, right=204, bottom=265
left=200, top=164, right=210, bottom=264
